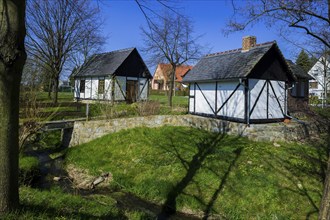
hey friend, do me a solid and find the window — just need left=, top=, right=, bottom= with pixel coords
left=291, top=81, right=306, bottom=98
left=98, top=79, right=105, bottom=94
left=310, top=82, right=318, bottom=89
left=80, top=80, right=85, bottom=93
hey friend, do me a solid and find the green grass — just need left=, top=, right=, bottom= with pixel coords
left=20, top=92, right=189, bottom=122
left=149, top=94, right=188, bottom=107
left=66, top=126, right=324, bottom=219
left=19, top=156, right=40, bottom=186
left=36, top=92, right=74, bottom=103
left=3, top=187, right=125, bottom=219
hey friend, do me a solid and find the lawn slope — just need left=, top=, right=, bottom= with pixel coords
left=66, top=126, right=325, bottom=219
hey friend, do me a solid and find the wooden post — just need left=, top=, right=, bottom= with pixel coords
left=86, top=103, right=89, bottom=121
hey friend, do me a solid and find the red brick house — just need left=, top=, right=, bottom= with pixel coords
left=151, top=64, right=192, bottom=91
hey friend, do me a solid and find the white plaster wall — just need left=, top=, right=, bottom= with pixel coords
left=139, top=78, right=148, bottom=100
left=250, top=79, right=267, bottom=119
left=115, top=76, right=126, bottom=101
left=189, top=84, right=194, bottom=112
left=195, top=82, right=215, bottom=115
left=84, top=78, right=92, bottom=99
left=268, top=80, right=285, bottom=118
left=104, top=78, right=112, bottom=100
left=74, top=79, right=80, bottom=98
left=249, top=79, right=285, bottom=119
left=91, top=77, right=99, bottom=99
left=217, top=81, right=244, bottom=119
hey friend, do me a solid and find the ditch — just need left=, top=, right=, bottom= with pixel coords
left=22, top=130, right=201, bottom=220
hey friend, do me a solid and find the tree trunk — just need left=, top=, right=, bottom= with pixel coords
left=0, top=1, right=26, bottom=214
left=47, top=78, right=52, bottom=99
left=319, top=125, right=330, bottom=220
left=319, top=156, right=330, bottom=219
left=52, top=75, right=59, bottom=104
left=168, top=65, right=176, bottom=107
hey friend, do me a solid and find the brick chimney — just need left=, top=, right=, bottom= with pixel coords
left=242, top=36, right=256, bottom=52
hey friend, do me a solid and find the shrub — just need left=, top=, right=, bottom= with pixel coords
left=135, top=101, right=160, bottom=116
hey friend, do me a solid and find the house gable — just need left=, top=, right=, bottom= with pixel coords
left=114, top=48, right=152, bottom=78
left=248, top=46, right=294, bottom=81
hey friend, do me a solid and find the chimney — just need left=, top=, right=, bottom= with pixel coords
left=242, top=36, right=256, bottom=52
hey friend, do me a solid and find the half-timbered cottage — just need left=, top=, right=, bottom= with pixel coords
left=74, top=48, right=151, bottom=103
left=182, top=36, right=295, bottom=124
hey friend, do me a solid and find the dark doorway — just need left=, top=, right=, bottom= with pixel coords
left=126, top=80, right=138, bottom=103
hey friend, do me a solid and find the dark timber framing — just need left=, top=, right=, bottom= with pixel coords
left=188, top=79, right=288, bottom=124
left=244, top=79, right=249, bottom=124
left=269, top=81, right=285, bottom=116
left=74, top=48, right=151, bottom=102
left=249, top=80, right=267, bottom=117
left=195, top=83, right=215, bottom=114
left=216, top=82, right=241, bottom=114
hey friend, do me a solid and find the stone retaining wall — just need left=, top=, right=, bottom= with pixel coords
left=69, top=115, right=319, bottom=147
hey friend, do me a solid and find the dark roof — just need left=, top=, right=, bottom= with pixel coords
left=182, top=42, right=293, bottom=82
left=286, top=60, right=313, bottom=80
left=74, top=48, right=136, bottom=77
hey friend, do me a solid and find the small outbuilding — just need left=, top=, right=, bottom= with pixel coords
left=286, top=60, right=313, bottom=113
left=182, top=36, right=295, bottom=124
left=74, top=48, right=151, bottom=103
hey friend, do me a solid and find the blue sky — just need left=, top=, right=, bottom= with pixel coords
left=99, top=0, right=305, bottom=73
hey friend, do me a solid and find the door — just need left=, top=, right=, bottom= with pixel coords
left=126, top=80, right=138, bottom=103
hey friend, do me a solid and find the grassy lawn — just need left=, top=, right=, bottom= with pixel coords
left=4, top=186, right=151, bottom=219
left=20, top=92, right=189, bottom=122
left=66, top=126, right=325, bottom=219
left=36, top=91, right=74, bottom=103
left=149, top=94, right=188, bottom=107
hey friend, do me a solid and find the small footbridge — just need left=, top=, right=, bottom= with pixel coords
left=40, top=119, right=84, bottom=147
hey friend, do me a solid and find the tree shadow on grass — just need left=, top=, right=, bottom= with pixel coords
left=18, top=203, right=128, bottom=220
left=263, top=136, right=329, bottom=219
left=155, top=126, right=244, bottom=219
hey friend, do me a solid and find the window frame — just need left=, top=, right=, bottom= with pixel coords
left=80, top=79, right=85, bottom=93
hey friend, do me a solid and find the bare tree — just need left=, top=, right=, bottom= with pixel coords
left=0, top=0, right=26, bottom=213
left=141, top=11, right=202, bottom=107
left=226, top=0, right=330, bottom=49
left=70, top=29, right=106, bottom=70
left=26, top=0, right=104, bottom=104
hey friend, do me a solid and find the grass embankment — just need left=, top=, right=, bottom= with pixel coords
left=66, top=126, right=325, bottom=219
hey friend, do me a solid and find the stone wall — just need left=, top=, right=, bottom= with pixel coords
left=69, top=115, right=319, bottom=147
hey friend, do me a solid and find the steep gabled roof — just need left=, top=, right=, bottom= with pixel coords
left=74, top=48, right=135, bottom=77
left=155, top=63, right=193, bottom=82
left=182, top=42, right=294, bottom=82
left=286, top=60, right=313, bottom=80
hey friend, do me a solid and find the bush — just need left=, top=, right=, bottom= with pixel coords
left=135, top=101, right=160, bottom=116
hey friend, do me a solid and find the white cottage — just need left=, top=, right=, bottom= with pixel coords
left=182, top=36, right=295, bottom=124
left=73, top=48, right=151, bottom=103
